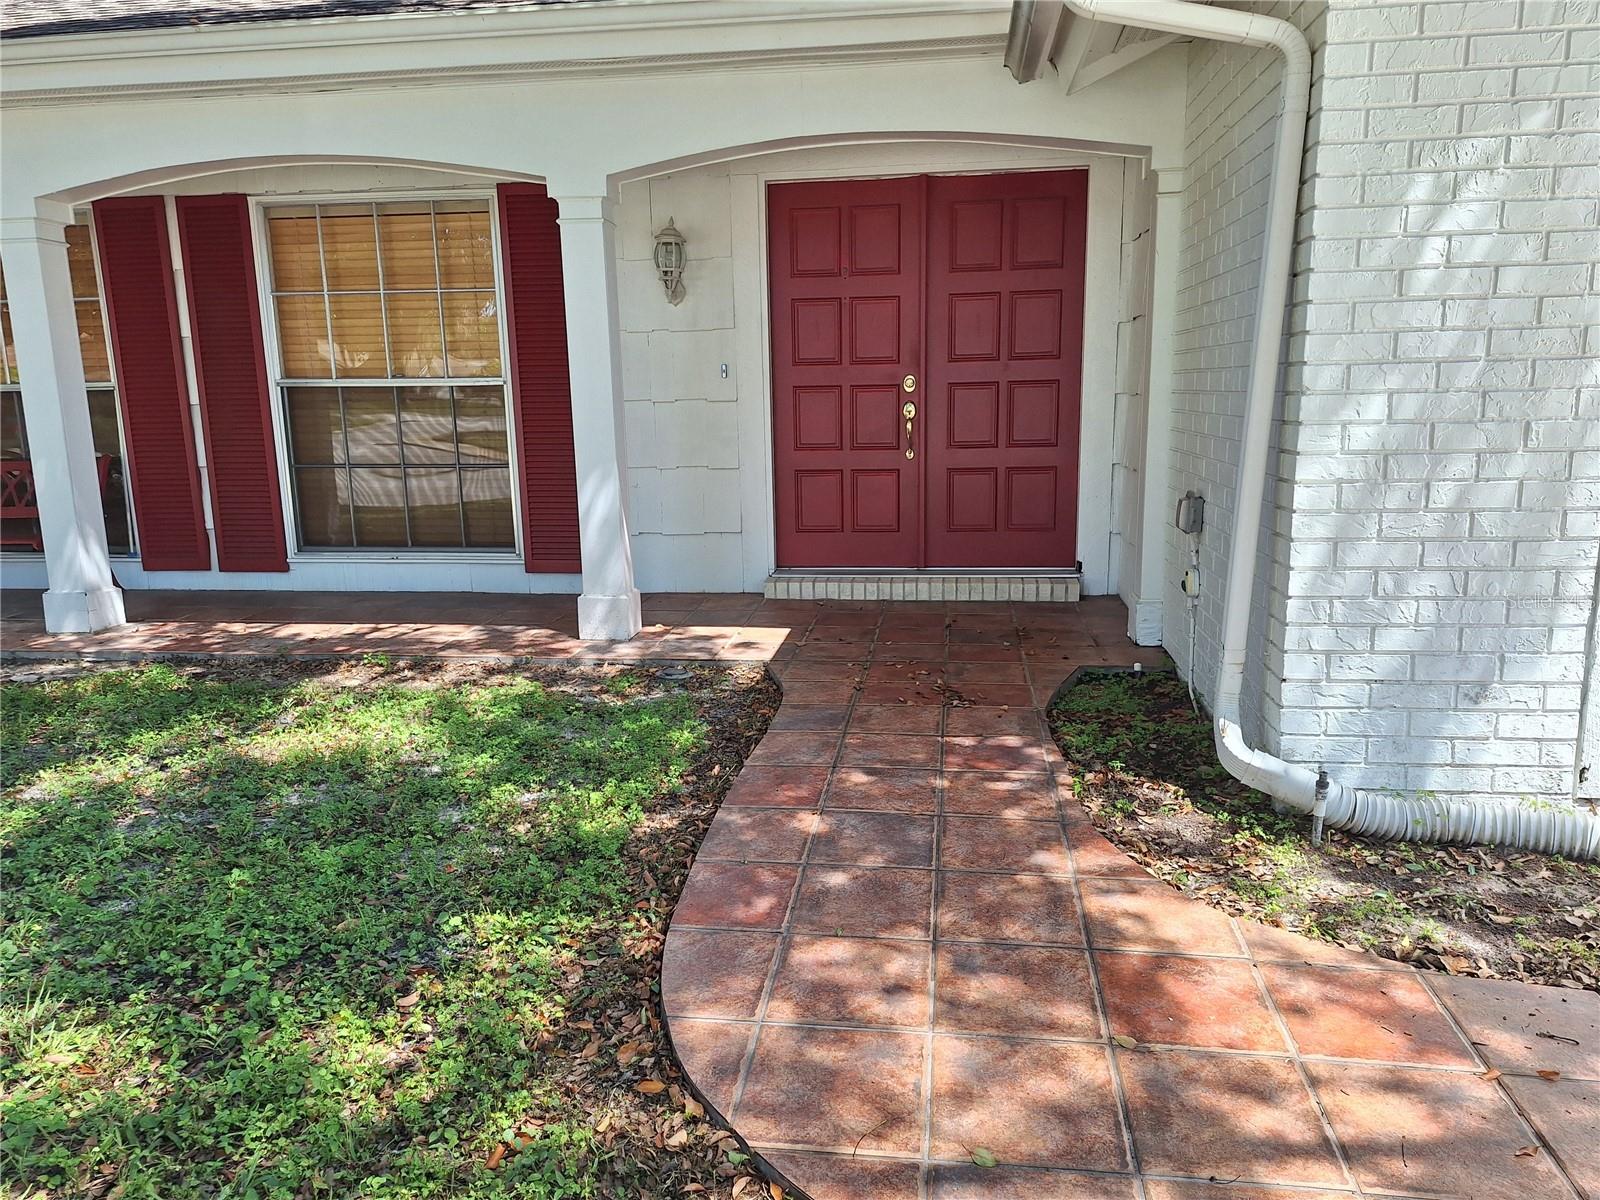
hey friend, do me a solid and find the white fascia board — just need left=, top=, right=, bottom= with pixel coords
left=1, top=0, right=1011, bottom=102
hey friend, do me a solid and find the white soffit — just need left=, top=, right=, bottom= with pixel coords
left=1007, top=0, right=1185, bottom=94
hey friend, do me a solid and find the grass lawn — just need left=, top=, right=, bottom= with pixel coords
left=1, top=659, right=776, bottom=1199
left=1049, top=670, right=1600, bottom=991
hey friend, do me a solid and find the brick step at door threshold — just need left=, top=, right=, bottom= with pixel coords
left=765, top=573, right=1082, bottom=602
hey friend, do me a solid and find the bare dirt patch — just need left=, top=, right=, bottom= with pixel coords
left=1048, top=670, right=1599, bottom=992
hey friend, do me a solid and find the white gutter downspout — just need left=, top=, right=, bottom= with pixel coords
left=1056, top=0, right=1600, bottom=861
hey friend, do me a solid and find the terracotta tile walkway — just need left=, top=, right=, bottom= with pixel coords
left=2, top=588, right=1593, bottom=1198
left=659, top=602, right=1598, bottom=1200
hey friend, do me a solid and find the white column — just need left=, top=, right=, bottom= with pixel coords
left=1128, top=169, right=1183, bottom=646
left=1, top=205, right=125, bottom=632
left=551, top=188, right=641, bottom=641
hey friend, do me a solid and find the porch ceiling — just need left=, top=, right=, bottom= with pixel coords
left=1005, top=0, right=1188, bottom=93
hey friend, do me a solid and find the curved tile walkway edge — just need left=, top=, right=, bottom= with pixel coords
left=661, top=604, right=1597, bottom=1200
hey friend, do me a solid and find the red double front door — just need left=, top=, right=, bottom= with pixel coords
left=770, top=170, right=1087, bottom=569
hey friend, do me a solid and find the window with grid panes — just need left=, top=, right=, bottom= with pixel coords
left=263, top=199, right=516, bottom=550
left=0, top=224, right=137, bottom=554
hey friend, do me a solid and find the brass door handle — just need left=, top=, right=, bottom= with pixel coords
left=902, top=400, right=917, bottom=459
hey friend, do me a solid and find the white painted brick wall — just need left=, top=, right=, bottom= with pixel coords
left=1167, top=1, right=1327, bottom=746
left=1174, top=0, right=1599, bottom=806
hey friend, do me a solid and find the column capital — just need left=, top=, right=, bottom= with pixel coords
left=0, top=201, right=75, bottom=246
left=1153, top=168, right=1186, bottom=196
left=549, top=193, right=617, bottom=225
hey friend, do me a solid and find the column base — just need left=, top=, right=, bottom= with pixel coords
left=578, top=589, right=642, bottom=641
left=43, top=585, right=126, bottom=633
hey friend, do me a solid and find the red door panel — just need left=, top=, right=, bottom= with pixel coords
left=770, top=177, right=923, bottom=568
left=769, top=170, right=1086, bottom=570
left=924, top=171, right=1087, bottom=567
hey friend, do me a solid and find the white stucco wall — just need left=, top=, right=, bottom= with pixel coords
left=616, top=166, right=745, bottom=593
left=615, top=142, right=1149, bottom=593
left=1112, top=158, right=1156, bottom=615
left=0, top=7, right=1188, bottom=597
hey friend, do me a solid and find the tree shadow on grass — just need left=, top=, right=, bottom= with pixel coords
left=1, top=668, right=710, bottom=1198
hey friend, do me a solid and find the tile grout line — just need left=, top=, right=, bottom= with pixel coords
left=665, top=1009, right=1589, bottom=1075
left=724, top=610, right=864, bottom=1123
left=915, top=618, right=950, bottom=1200
left=1408, top=970, right=1490, bottom=1074
left=670, top=906, right=1436, bottom=972
left=1040, top=646, right=1148, bottom=1197
left=1030, top=633, right=1145, bottom=1196
left=1246, top=939, right=1367, bottom=1196
left=1410, top=971, right=1588, bottom=1200
left=1479, top=1078, right=1588, bottom=1200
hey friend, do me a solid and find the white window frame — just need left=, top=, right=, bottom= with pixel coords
left=249, top=190, right=524, bottom=562
left=0, top=211, right=139, bottom=559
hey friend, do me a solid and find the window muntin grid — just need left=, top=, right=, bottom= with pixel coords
left=264, top=199, right=502, bottom=382
left=284, top=384, right=514, bottom=550
left=261, top=198, right=517, bottom=553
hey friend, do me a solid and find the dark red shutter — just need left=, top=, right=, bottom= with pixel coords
left=93, top=195, right=210, bottom=571
left=497, top=182, right=581, bottom=573
left=175, top=195, right=288, bottom=572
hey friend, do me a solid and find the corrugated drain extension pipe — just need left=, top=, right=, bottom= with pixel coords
left=1056, top=0, right=1600, bottom=860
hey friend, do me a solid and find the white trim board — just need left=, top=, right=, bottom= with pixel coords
left=0, top=553, right=579, bottom=594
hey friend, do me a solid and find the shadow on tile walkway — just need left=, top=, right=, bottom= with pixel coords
left=660, top=601, right=1597, bottom=1200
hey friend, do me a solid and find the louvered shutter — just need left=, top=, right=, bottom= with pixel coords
left=175, top=195, right=288, bottom=572
left=92, top=195, right=210, bottom=571
left=496, top=183, right=581, bottom=573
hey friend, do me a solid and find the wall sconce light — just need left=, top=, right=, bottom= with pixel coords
left=653, top=217, right=687, bottom=306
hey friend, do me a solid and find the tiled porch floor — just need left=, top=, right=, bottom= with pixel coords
left=0, top=588, right=804, bottom=663
left=1, top=588, right=1593, bottom=1198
